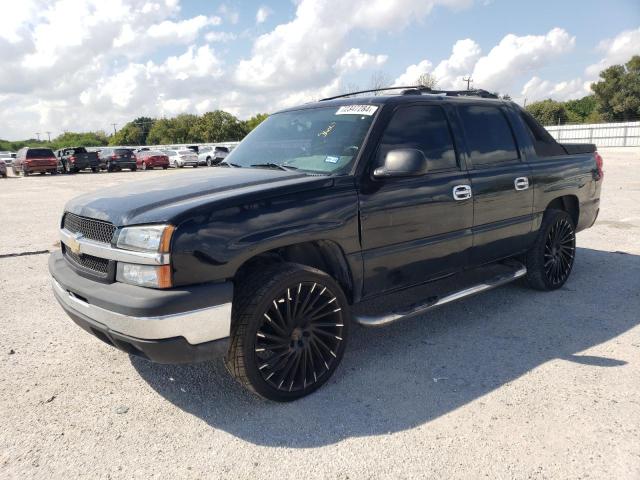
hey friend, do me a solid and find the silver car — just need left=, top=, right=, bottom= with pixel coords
left=164, top=149, right=199, bottom=168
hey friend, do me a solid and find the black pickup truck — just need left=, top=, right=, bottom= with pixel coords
left=55, top=147, right=101, bottom=173
left=49, top=88, right=603, bottom=401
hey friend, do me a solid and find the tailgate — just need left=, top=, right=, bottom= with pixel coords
left=561, top=143, right=596, bottom=155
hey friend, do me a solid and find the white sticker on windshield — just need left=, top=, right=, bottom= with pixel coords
left=325, top=155, right=339, bottom=164
left=335, top=105, right=378, bottom=116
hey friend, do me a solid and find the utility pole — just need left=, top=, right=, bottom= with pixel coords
left=523, top=97, right=527, bottom=108
left=463, top=76, right=473, bottom=90
left=46, top=131, right=51, bottom=142
left=112, top=123, right=118, bottom=135
left=36, top=132, right=41, bottom=141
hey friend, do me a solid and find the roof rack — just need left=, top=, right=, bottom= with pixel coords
left=320, top=86, right=499, bottom=101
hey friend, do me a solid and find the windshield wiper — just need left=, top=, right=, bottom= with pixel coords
left=218, top=160, right=242, bottom=168
left=250, top=163, right=298, bottom=171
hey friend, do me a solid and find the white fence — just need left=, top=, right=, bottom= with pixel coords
left=545, top=121, right=640, bottom=147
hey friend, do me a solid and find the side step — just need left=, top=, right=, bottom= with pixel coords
left=354, top=262, right=527, bottom=327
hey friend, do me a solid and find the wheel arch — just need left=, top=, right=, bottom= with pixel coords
left=545, top=195, right=579, bottom=227
left=233, top=240, right=356, bottom=304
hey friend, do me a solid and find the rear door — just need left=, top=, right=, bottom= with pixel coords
left=456, top=103, right=534, bottom=265
left=359, top=103, right=473, bottom=297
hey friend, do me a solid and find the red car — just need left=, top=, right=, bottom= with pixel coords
left=13, top=147, right=58, bottom=176
left=136, top=150, right=170, bottom=170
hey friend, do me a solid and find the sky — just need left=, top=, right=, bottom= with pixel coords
left=0, top=0, right=639, bottom=140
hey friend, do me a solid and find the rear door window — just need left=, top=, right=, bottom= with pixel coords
left=378, top=105, right=458, bottom=172
left=519, top=110, right=567, bottom=157
left=458, top=105, right=519, bottom=165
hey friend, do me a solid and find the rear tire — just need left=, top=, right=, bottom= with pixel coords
left=206, top=157, right=212, bottom=167
left=130, top=166, right=137, bottom=172
left=524, top=209, right=576, bottom=291
left=225, top=262, right=350, bottom=402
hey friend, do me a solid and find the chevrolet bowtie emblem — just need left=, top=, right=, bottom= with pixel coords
left=67, top=233, right=83, bottom=255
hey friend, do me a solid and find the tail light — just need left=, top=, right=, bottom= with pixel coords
left=111, top=154, right=118, bottom=159
left=69, top=155, right=76, bottom=163
left=595, top=151, right=604, bottom=180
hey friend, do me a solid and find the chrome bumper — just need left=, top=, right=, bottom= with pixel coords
left=52, top=278, right=232, bottom=345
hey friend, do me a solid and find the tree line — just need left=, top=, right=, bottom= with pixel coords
left=525, top=55, right=640, bottom=126
left=0, top=111, right=268, bottom=152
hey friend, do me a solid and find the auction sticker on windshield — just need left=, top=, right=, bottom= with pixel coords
left=336, top=105, right=378, bottom=116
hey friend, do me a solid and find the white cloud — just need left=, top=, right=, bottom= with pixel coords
left=393, top=60, right=433, bottom=86
left=256, top=6, right=272, bottom=24
left=472, top=27, right=575, bottom=92
left=234, top=0, right=472, bottom=90
left=586, top=26, right=640, bottom=77
left=519, top=26, right=639, bottom=103
left=394, top=38, right=481, bottom=88
left=218, top=4, right=239, bottom=25
left=205, top=31, right=236, bottom=43
left=521, top=76, right=591, bottom=102
left=335, top=48, right=388, bottom=73
left=147, top=15, right=221, bottom=43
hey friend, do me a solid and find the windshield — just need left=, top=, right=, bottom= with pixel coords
left=225, top=105, right=378, bottom=174
left=178, top=150, right=193, bottom=155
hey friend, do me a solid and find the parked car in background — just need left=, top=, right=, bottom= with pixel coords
left=55, top=147, right=100, bottom=173
left=98, top=148, right=137, bottom=172
left=198, top=146, right=231, bottom=166
left=12, top=147, right=58, bottom=176
left=164, top=149, right=199, bottom=168
left=0, top=159, right=6, bottom=178
left=136, top=150, right=169, bottom=170
left=0, top=152, right=13, bottom=167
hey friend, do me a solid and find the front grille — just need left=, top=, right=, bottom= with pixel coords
left=64, top=248, right=110, bottom=275
left=63, top=212, right=115, bottom=244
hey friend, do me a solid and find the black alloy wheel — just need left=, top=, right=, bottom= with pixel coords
left=524, top=209, right=576, bottom=290
left=226, top=263, right=350, bottom=401
left=254, top=282, right=345, bottom=393
left=543, top=216, right=576, bottom=287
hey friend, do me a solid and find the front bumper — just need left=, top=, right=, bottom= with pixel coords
left=49, top=252, right=233, bottom=363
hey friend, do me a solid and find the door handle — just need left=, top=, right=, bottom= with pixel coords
left=453, top=185, right=472, bottom=201
left=514, top=177, right=529, bottom=191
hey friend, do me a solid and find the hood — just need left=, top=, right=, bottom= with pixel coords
left=64, top=168, right=333, bottom=226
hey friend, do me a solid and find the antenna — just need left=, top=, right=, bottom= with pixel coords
left=462, top=76, right=473, bottom=90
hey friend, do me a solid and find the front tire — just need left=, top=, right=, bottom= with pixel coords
left=225, top=263, right=350, bottom=401
left=524, top=209, right=576, bottom=290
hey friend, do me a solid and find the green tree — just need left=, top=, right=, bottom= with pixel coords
left=525, top=99, right=568, bottom=126
left=146, top=118, right=176, bottom=145
left=109, top=122, right=143, bottom=146
left=50, top=131, right=109, bottom=150
left=190, top=110, right=247, bottom=142
left=131, top=116, right=156, bottom=145
left=172, top=114, right=200, bottom=143
left=563, top=95, right=598, bottom=123
left=244, top=113, right=269, bottom=133
left=591, top=55, right=640, bottom=122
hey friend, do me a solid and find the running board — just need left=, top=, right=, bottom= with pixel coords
left=354, top=262, right=527, bottom=327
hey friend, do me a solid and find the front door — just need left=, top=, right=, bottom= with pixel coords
left=358, top=104, right=473, bottom=298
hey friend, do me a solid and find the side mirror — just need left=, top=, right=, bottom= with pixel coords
left=373, top=148, right=429, bottom=179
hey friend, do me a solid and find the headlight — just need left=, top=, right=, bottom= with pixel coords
left=116, top=224, right=174, bottom=253
left=116, top=263, right=172, bottom=288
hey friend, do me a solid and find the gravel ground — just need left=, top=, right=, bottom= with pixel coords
left=1, top=149, right=639, bottom=479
